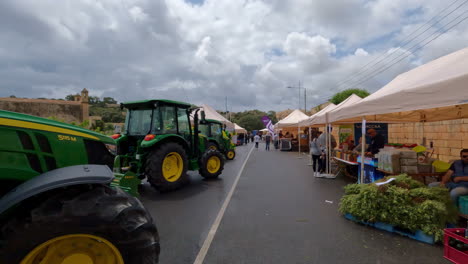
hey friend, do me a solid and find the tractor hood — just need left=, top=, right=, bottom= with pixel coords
left=0, top=110, right=114, bottom=144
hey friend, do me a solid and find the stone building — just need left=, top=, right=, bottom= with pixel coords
left=0, top=88, right=90, bottom=123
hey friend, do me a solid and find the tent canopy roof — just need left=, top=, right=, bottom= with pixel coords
left=275, top=109, right=309, bottom=128
left=199, top=104, right=235, bottom=129
left=234, top=123, right=247, bottom=133
left=331, top=47, right=468, bottom=123
left=299, top=103, right=337, bottom=126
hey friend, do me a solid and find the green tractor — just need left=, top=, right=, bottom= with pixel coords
left=0, top=110, right=160, bottom=263
left=112, top=99, right=225, bottom=192
left=199, top=119, right=236, bottom=160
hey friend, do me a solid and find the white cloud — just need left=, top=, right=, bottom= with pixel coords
left=0, top=0, right=467, bottom=112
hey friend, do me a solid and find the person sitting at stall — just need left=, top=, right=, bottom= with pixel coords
left=429, top=149, right=468, bottom=204
left=365, top=129, right=385, bottom=156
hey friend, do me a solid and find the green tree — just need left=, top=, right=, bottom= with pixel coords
left=330, top=88, right=370, bottom=105
left=103, top=97, right=117, bottom=105
left=65, top=94, right=75, bottom=101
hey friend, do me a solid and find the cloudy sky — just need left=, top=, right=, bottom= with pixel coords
left=1, top=0, right=467, bottom=112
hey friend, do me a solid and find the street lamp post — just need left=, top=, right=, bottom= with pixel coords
left=287, top=81, right=307, bottom=113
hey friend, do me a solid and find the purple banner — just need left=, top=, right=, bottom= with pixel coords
left=261, top=116, right=275, bottom=136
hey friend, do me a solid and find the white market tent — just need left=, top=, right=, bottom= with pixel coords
left=329, top=47, right=468, bottom=183
left=200, top=104, right=235, bottom=130
left=275, top=109, right=309, bottom=128
left=299, top=103, right=338, bottom=127
left=331, top=47, right=468, bottom=124
left=234, top=123, right=247, bottom=134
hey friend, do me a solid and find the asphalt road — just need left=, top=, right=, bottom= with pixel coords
left=140, top=142, right=450, bottom=264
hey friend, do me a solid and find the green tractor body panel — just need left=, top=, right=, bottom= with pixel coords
left=0, top=110, right=115, bottom=185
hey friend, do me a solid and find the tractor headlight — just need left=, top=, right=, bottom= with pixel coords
left=105, top=143, right=117, bottom=155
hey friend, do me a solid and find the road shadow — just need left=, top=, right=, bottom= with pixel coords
left=138, top=171, right=225, bottom=202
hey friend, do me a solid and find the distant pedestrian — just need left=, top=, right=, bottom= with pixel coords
left=265, top=133, right=272, bottom=151
left=245, top=133, right=250, bottom=144
left=254, top=134, right=260, bottom=149
left=309, top=133, right=322, bottom=177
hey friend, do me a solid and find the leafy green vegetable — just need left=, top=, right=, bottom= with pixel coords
left=339, top=174, right=458, bottom=242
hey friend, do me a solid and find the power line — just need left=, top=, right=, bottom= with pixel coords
left=336, top=0, right=468, bottom=89
left=339, top=10, right=468, bottom=90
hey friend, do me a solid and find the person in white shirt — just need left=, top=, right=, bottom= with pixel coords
left=254, top=134, right=260, bottom=149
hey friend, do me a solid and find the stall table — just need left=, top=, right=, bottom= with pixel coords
left=376, top=168, right=444, bottom=185
left=333, top=157, right=359, bottom=180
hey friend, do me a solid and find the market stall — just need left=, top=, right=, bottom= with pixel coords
left=275, top=109, right=309, bottom=152
left=234, top=123, right=247, bottom=145
left=331, top=47, right=468, bottom=250
left=329, top=47, right=468, bottom=185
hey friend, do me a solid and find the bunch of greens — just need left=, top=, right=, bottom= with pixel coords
left=339, top=174, right=458, bottom=241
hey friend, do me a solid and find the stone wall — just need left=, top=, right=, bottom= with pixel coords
left=388, top=119, right=468, bottom=162
left=0, top=98, right=83, bottom=123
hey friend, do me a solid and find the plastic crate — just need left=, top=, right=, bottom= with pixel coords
left=459, top=196, right=468, bottom=215
left=444, top=228, right=468, bottom=264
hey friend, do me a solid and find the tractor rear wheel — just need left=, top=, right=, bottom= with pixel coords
left=226, top=149, right=236, bottom=160
left=0, top=185, right=160, bottom=264
left=146, top=142, right=189, bottom=192
left=199, top=149, right=225, bottom=179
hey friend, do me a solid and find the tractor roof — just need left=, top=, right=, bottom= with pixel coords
left=205, top=119, right=223, bottom=125
left=122, top=99, right=193, bottom=109
left=0, top=110, right=114, bottom=144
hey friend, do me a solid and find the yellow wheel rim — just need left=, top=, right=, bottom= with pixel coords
left=207, top=156, right=221, bottom=174
left=21, top=234, right=124, bottom=264
left=227, top=151, right=235, bottom=159
left=162, top=152, right=184, bottom=182
left=209, top=145, right=217, bottom=150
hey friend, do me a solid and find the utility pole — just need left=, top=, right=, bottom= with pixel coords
left=287, top=81, right=308, bottom=113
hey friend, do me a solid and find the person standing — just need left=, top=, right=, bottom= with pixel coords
left=317, top=127, right=337, bottom=174
left=309, top=133, right=322, bottom=177
left=254, top=133, right=260, bottom=149
left=365, top=129, right=385, bottom=156
left=265, top=133, right=271, bottom=151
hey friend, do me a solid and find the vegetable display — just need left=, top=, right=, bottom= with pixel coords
left=339, top=174, right=458, bottom=241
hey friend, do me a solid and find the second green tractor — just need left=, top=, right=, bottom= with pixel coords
left=199, top=119, right=236, bottom=161
left=113, top=99, right=225, bottom=192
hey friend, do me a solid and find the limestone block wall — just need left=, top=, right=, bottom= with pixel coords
left=0, top=98, right=83, bottom=123
left=388, top=119, right=468, bottom=162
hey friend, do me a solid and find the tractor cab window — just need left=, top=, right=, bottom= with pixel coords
left=160, top=106, right=177, bottom=134
left=127, top=109, right=153, bottom=135
left=211, top=123, right=222, bottom=136
left=177, top=108, right=190, bottom=134
left=199, top=123, right=210, bottom=137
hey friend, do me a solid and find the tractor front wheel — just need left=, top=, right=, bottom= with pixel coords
left=199, top=149, right=225, bottom=179
left=206, top=142, right=218, bottom=150
left=225, top=149, right=236, bottom=160
left=0, top=185, right=160, bottom=264
left=146, top=142, right=189, bottom=192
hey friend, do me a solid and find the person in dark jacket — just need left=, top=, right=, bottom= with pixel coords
left=429, top=149, right=468, bottom=203
left=365, top=129, right=385, bottom=156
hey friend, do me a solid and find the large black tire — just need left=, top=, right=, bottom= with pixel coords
left=145, top=142, right=189, bottom=192
left=0, top=185, right=159, bottom=263
left=225, top=149, right=236, bottom=160
left=199, top=149, right=225, bottom=179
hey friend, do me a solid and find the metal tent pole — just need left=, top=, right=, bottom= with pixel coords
left=360, top=117, right=366, bottom=184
